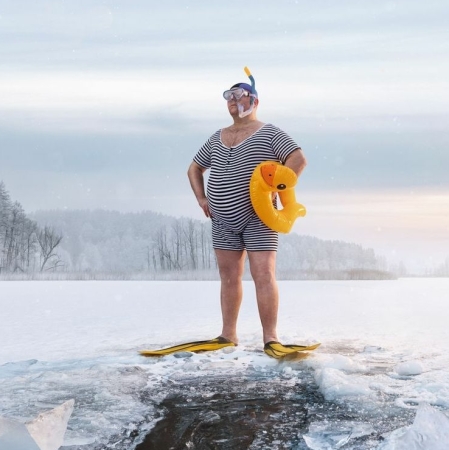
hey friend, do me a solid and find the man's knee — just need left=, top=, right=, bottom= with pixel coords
left=248, top=252, right=276, bottom=282
left=219, top=264, right=244, bottom=283
left=251, top=266, right=276, bottom=285
left=216, top=250, right=245, bottom=282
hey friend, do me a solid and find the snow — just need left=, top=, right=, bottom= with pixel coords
left=1, top=278, right=449, bottom=448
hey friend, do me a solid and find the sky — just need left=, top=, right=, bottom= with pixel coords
left=0, top=0, right=448, bottom=271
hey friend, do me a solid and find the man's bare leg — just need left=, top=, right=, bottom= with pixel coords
left=248, top=251, right=279, bottom=344
left=215, top=249, right=246, bottom=344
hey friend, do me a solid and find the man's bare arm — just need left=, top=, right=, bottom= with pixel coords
left=187, top=161, right=211, bottom=218
left=284, top=148, right=307, bottom=178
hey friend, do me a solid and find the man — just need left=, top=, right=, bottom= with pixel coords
left=187, top=80, right=307, bottom=355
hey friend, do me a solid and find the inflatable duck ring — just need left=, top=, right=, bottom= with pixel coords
left=250, top=161, right=306, bottom=233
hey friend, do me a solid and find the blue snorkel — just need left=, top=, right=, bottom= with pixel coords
left=244, top=66, right=257, bottom=107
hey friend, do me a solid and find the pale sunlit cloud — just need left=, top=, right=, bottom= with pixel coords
left=294, top=189, right=449, bottom=270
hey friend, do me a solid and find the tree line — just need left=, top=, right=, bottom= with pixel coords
left=0, top=182, right=63, bottom=273
left=1, top=179, right=395, bottom=277
left=31, top=209, right=388, bottom=276
left=152, top=220, right=214, bottom=271
left=31, top=209, right=216, bottom=273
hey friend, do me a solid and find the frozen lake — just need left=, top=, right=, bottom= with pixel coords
left=1, top=279, right=449, bottom=449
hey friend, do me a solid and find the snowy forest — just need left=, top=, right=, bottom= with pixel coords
left=4, top=180, right=447, bottom=279
left=29, top=208, right=390, bottom=279
left=0, top=182, right=64, bottom=274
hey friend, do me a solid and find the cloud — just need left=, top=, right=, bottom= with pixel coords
left=0, top=66, right=447, bottom=136
left=294, top=189, right=449, bottom=269
left=1, top=1, right=447, bottom=136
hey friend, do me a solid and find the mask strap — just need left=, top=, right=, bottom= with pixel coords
left=237, top=102, right=254, bottom=118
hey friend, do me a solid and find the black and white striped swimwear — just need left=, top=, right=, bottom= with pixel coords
left=194, top=123, right=300, bottom=251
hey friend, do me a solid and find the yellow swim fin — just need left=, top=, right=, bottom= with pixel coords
left=264, top=341, right=321, bottom=359
left=139, top=336, right=235, bottom=357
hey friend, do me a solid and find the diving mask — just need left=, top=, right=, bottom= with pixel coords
left=222, top=88, right=254, bottom=102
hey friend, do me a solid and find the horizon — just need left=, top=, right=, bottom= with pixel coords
left=23, top=192, right=449, bottom=275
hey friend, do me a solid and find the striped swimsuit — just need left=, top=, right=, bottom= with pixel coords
left=194, top=123, right=300, bottom=251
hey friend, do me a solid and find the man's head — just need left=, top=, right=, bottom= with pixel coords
left=223, top=82, right=258, bottom=118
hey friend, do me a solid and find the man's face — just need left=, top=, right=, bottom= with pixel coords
left=227, top=95, right=251, bottom=116
left=224, top=88, right=257, bottom=117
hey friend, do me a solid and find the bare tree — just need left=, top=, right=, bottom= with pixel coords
left=171, top=220, right=183, bottom=270
left=199, top=222, right=212, bottom=269
left=155, top=227, right=169, bottom=270
left=36, top=226, right=63, bottom=272
left=4, top=202, right=27, bottom=272
left=144, top=245, right=151, bottom=271
left=22, top=219, right=38, bottom=271
left=0, top=184, right=8, bottom=271
left=0, top=182, right=11, bottom=248
left=184, top=219, right=198, bottom=270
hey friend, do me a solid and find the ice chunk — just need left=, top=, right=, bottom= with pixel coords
left=0, top=418, right=41, bottom=450
left=378, top=403, right=449, bottom=450
left=173, top=351, right=194, bottom=358
left=303, top=421, right=375, bottom=449
left=26, top=399, right=74, bottom=450
left=0, top=400, right=74, bottom=450
left=394, top=361, right=424, bottom=376
left=199, top=411, right=221, bottom=425
left=315, top=368, right=371, bottom=401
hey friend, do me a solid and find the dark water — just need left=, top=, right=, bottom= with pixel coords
left=130, top=361, right=412, bottom=450
left=69, top=351, right=416, bottom=450
left=136, top=374, right=316, bottom=450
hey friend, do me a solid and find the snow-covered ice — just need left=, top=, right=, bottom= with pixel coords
left=1, top=279, right=449, bottom=448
